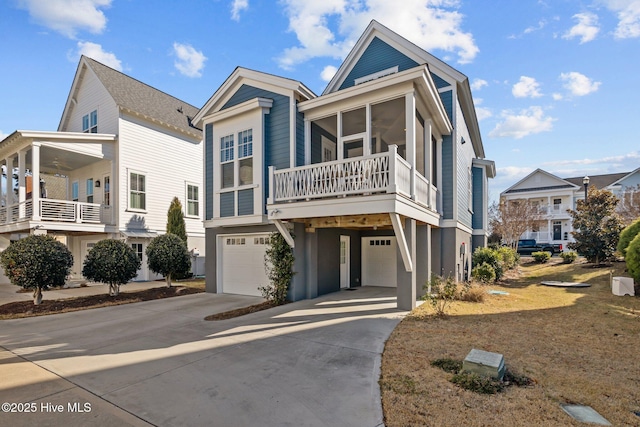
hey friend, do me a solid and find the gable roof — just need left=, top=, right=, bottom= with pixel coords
left=323, top=20, right=484, bottom=158
left=502, top=168, right=580, bottom=195
left=192, top=67, right=316, bottom=128
left=565, top=172, right=629, bottom=189
left=59, top=56, right=201, bottom=139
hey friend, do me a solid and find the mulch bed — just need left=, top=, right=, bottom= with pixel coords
left=0, top=286, right=203, bottom=319
left=204, top=301, right=277, bottom=321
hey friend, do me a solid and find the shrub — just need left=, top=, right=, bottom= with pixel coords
left=560, top=251, right=578, bottom=264
left=82, top=239, right=141, bottom=296
left=423, top=275, right=459, bottom=317
left=496, top=246, right=519, bottom=270
left=0, top=234, right=73, bottom=305
left=260, top=232, right=295, bottom=305
left=532, top=251, right=551, bottom=263
left=626, top=233, right=640, bottom=284
left=471, top=262, right=496, bottom=283
left=431, top=358, right=462, bottom=374
left=146, top=234, right=191, bottom=287
left=451, top=371, right=504, bottom=394
left=472, top=247, right=504, bottom=280
left=618, top=218, right=640, bottom=257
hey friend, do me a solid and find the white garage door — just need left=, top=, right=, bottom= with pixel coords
left=220, top=234, right=270, bottom=296
left=362, top=237, right=397, bottom=287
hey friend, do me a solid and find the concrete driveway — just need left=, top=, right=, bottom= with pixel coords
left=0, top=287, right=406, bottom=427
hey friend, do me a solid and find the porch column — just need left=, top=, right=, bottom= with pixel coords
left=31, top=143, right=41, bottom=221
left=397, top=217, right=417, bottom=310
left=0, top=160, right=4, bottom=211
left=425, top=119, right=433, bottom=208
left=4, top=156, right=15, bottom=206
left=304, top=118, right=311, bottom=165
left=405, top=91, right=416, bottom=200
left=416, top=224, right=430, bottom=298
left=110, top=159, right=117, bottom=225
left=18, top=150, right=26, bottom=218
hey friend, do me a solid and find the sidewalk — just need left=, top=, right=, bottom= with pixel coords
left=0, top=280, right=173, bottom=305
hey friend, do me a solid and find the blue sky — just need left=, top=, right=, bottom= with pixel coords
left=1, top=0, right=639, bottom=200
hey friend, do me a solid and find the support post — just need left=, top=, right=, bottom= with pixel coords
left=18, top=150, right=26, bottom=218
left=405, top=91, right=416, bottom=200
left=32, top=143, right=41, bottom=221
left=390, top=213, right=413, bottom=272
left=396, top=217, right=417, bottom=310
left=273, top=219, right=295, bottom=248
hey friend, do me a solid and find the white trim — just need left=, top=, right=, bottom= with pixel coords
left=184, top=181, right=200, bottom=219
left=290, top=95, right=296, bottom=168
left=205, top=214, right=268, bottom=228
left=272, top=219, right=295, bottom=248
left=439, top=219, right=473, bottom=234
left=354, top=66, right=399, bottom=86
left=390, top=213, right=413, bottom=272
left=207, top=97, right=273, bottom=123
left=127, top=168, right=147, bottom=213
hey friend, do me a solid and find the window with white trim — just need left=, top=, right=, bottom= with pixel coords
left=186, top=183, right=199, bottom=217
left=220, top=134, right=234, bottom=189
left=103, top=176, right=110, bottom=206
left=86, top=178, right=94, bottom=203
left=129, top=171, right=146, bottom=210
left=72, top=181, right=79, bottom=202
left=82, top=110, right=97, bottom=133
left=238, top=129, right=253, bottom=185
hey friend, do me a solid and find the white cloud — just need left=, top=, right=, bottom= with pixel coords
left=552, top=93, right=563, bottom=101
left=544, top=151, right=640, bottom=167
left=512, top=76, right=543, bottom=98
left=172, top=43, right=207, bottom=78
left=471, top=78, right=488, bottom=91
left=76, top=41, right=122, bottom=70
left=320, top=65, right=338, bottom=82
left=475, top=107, right=492, bottom=121
left=497, top=166, right=535, bottom=181
left=488, top=106, right=555, bottom=139
left=277, top=0, right=479, bottom=70
left=231, top=0, right=249, bottom=21
left=559, top=71, right=601, bottom=96
left=562, top=12, right=600, bottom=43
left=603, top=0, right=640, bottom=39
left=17, top=0, right=111, bottom=38
left=524, top=20, right=546, bottom=34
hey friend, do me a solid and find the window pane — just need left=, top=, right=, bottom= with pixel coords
left=220, top=135, right=234, bottom=162
left=238, top=129, right=253, bottom=158
left=222, top=163, right=234, bottom=188
left=82, top=115, right=89, bottom=132
left=239, top=158, right=253, bottom=185
left=138, top=174, right=145, bottom=192
left=188, top=201, right=198, bottom=216
left=90, top=110, right=97, bottom=127
left=72, top=182, right=79, bottom=201
left=86, top=178, right=94, bottom=196
left=342, top=107, right=366, bottom=136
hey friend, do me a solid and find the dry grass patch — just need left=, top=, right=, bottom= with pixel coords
left=381, top=259, right=640, bottom=426
left=0, top=279, right=206, bottom=319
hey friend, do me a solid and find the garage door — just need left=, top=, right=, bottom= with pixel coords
left=220, top=234, right=270, bottom=296
left=362, top=237, right=397, bottom=287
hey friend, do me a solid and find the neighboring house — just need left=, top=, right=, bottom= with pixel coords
left=193, top=21, right=495, bottom=309
left=501, top=167, right=640, bottom=246
left=0, top=56, right=204, bottom=282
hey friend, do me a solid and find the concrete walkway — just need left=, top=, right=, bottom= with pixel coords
left=0, top=287, right=406, bottom=427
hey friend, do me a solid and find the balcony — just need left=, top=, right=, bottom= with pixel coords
left=537, top=204, right=570, bottom=218
left=0, top=199, right=114, bottom=227
left=267, top=145, right=439, bottom=217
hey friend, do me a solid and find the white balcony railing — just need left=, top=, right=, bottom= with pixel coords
left=0, top=199, right=111, bottom=226
left=268, top=145, right=438, bottom=211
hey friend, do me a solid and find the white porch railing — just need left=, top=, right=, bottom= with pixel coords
left=268, top=145, right=438, bottom=211
left=0, top=199, right=111, bottom=225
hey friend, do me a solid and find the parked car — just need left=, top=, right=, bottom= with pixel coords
left=516, top=239, right=563, bottom=256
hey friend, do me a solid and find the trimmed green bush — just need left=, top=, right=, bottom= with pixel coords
left=560, top=251, right=578, bottom=264
left=0, top=234, right=73, bottom=305
left=471, top=262, right=496, bottom=283
left=472, top=247, right=504, bottom=280
left=82, top=239, right=141, bottom=296
left=618, top=218, right=640, bottom=257
left=260, top=232, right=295, bottom=305
left=146, top=234, right=191, bottom=287
left=532, top=251, right=551, bottom=263
left=626, top=233, right=640, bottom=284
left=496, top=246, right=519, bottom=270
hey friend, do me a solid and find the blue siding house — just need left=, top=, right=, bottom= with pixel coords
left=192, top=21, right=495, bottom=309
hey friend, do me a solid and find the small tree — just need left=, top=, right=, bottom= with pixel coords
left=82, top=239, right=140, bottom=296
left=626, top=233, right=640, bottom=283
left=568, top=187, right=624, bottom=264
left=260, top=232, right=295, bottom=305
left=167, top=197, right=188, bottom=245
left=0, top=234, right=73, bottom=305
left=617, top=184, right=640, bottom=226
left=617, top=217, right=640, bottom=257
left=489, top=199, right=541, bottom=248
left=146, top=234, right=191, bottom=287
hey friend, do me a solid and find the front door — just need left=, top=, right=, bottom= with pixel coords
left=553, top=222, right=562, bottom=241
left=131, top=242, right=144, bottom=280
left=340, top=235, right=350, bottom=288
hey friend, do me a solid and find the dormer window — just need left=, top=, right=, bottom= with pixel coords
left=83, top=110, right=97, bottom=133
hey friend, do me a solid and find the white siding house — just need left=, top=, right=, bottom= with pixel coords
left=0, top=56, right=204, bottom=282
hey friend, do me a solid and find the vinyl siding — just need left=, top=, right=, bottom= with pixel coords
left=205, top=123, right=214, bottom=220
left=117, top=114, right=203, bottom=238
left=61, top=64, right=119, bottom=134
left=439, top=90, right=453, bottom=123
left=338, top=37, right=420, bottom=91
left=296, top=105, right=304, bottom=166
left=238, top=188, right=254, bottom=215
left=430, top=72, right=451, bottom=89
left=472, top=166, right=484, bottom=229
left=456, top=97, right=474, bottom=229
